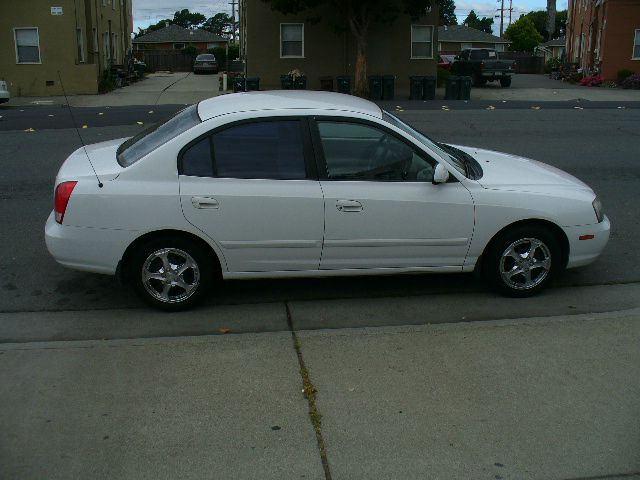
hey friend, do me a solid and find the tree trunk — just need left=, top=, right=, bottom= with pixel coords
left=546, top=0, right=556, bottom=40
left=354, top=33, right=367, bottom=97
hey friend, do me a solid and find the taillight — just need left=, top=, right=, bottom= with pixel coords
left=480, top=62, right=484, bottom=70
left=54, top=181, right=77, bottom=224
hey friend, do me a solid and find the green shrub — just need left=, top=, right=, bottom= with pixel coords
left=98, top=70, right=115, bottom=93
left=437, top=67, right=450, bottom=87
left=181, top=45, right=198, bottom=56
left=544, top=57, right=561, bottom=74
left=617, top=69, right=634, bottom=84
left=207, top=43, right=240, bottom=70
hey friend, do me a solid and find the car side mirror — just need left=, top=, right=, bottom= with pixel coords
left=432, top=164, right=450, bottom=184
left=454, top=55, right=460, bottom=61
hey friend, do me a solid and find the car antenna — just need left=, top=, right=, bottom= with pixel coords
left=57, top=71, right=103, bottom=188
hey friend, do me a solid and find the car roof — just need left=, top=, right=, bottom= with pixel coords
left=197, top=90, right=383, bottom=121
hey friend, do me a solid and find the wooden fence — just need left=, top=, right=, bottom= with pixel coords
left=134, top=51, right=196, bottom=72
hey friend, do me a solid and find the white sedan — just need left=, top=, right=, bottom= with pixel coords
left=45, top=91, right=610, bottom=310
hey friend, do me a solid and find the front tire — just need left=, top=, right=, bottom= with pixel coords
left=128, top=236, right=215, bottom=311
left=483, top=225, right=561, bottom=297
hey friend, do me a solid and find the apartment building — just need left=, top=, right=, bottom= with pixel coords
left=566, top=0, right=640, bottom=80
left=0, top=0, right=133, bottom=96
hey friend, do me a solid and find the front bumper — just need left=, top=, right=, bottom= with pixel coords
left=45, top=211, right=136, bottom=275
left=563, top=215, right=611, bottom=268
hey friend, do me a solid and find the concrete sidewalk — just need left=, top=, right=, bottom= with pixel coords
left=1, top=309, right=639, bottom=479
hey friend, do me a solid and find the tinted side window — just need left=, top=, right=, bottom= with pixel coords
left=317, top=122, right=435, bottom=182
left=212, top=121, right=307, bottom=179
left=182, top=137, right=213, bottom=177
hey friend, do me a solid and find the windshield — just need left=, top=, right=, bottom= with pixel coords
left=470, top=49, right=499, bottom=60
left=117, top=105, right=201, bottom=167
left=382, top=111, right=467, bottom=176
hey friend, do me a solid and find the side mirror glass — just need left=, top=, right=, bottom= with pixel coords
left=432, top=164, right=450, bottom=184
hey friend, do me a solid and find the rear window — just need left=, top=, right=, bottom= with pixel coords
left=117, top=105, right=201, bottom=167
left=196, top=54, right=216, bottom=61
left=470, top=49, right=498, bottom=60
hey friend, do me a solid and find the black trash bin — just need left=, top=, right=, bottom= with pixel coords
left=368, top=75, right=383, bottom=100
left=382, top=75, right=395, bottom=100
left=445, top=76, right=460, bottom=100
left=319, top=76, right=333, bottom=91
left=409, top=76, right=424, bottom=100
left=246, top=77, right=260, bottom=91
left=233, top=76, right=246, bottom=93
left=459, top=76, right=471, bottom=100
left=422, top=75, right=436, bottom=100
left=336, top=76, right=351, bottom=94
left=280, top=75, right=294, bottom=90
left=293, top=75, right=307, bottom=90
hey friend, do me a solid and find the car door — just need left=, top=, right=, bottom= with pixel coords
left=179, top=118, right=324, bottom=273
left=312, top=118, right=474, bottom=270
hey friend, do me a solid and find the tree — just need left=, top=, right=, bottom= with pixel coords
left=438, top=0, right=458, bottom=26
left=262, top=0, right=435, bottom=97
left=202, top=13, right=234, bottom=37
left=546, top=0, right=556, bottom=43
left=462, top=10, right=493, bottom=33
left=521, top=9, right=567, bottom=41
left=504, top=17, right=543, bottom=52
left=135, top=19, right=172, bottom=38
left=172, top=9, right=207, bottom=29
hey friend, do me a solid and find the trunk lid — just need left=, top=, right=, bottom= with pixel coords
left=56, top=138, right=127, bottom=184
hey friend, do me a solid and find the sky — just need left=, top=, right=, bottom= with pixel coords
left=132, top=0, right=569, bottom=36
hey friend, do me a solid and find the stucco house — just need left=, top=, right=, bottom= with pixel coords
left=239, top=0, right=440, bottom=93
left=133, top=24, right=228, bottom=52
left=437, top=25, right=510, bottom=54
left=0, top=0, right=132, bottom=96
left=538, top=36, right=566, bottom=62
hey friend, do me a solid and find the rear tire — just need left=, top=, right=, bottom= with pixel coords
left=500, top=77, right=512, bottom=87
left=127, top=236, right=216, bottom=311
left=483, top=225, right=561, bottom=297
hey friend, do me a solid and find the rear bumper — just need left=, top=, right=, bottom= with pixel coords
left=45, top=211, right=137, bottom=275
left=193, top=65, right=218, bottom=72
left=0, top=91, right=9, bottom=102
left=563, top=216, right=611, bottom=268
left=481, top=72, right=513, bottom=78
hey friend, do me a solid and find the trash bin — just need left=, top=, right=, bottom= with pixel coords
left=445, top=76, right=460, bottom=100
left=280, top=75, right=294, bottom=90
left=246, top=77, right=260, bottom=91
left=233, top=76, right=246, bottom=93
left=382, top=75, right=395, bottom=100
left=422, top=75, right=436, bottom=100
left=336, top=76, right=351, bottom=94
left=409, top=76, right=424, bottom=100
left=459, top=76, right=471, bottom=100
left=368, top=75, right=383, bottom=100
left=293, top=75, right=307, bottom=90
left=319, top=76, right=333, bottom=91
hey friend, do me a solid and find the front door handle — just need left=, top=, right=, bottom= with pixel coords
left=336, top=199, right=363, bottom=212
left=191, top=196, right=219, bottom=209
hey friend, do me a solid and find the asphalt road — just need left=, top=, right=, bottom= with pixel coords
left=1, top=105, right=639, bottom=340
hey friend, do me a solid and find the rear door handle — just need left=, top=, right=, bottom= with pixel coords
left=336, top=199, right=363, bottom=212
left=191, top=196, right=219, bottom=209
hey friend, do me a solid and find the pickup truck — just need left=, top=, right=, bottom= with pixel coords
left=451, top=48, right=515, bottom=87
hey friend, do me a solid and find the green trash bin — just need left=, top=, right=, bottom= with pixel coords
left=422, top=76, right=436, bottom=100
left=368, top=76, right=383, bottom=100
left=409, top=76, right=424, bottom=100
left=336, top=76, right=351, bottom=94
left=246, top=77, right=260, bottom=91
left=382, top=75, right=395, bottom=100
left=280, top=75, right=294, bottom=90
left=293, top=75, right=307, bottom=90
left=232, top=76, right=246, bottom=93
left=445, top=76, right=460, bottom=100
left=459, top=76, right=471, bottom=100
left=319, top=76, right=333, bottom=91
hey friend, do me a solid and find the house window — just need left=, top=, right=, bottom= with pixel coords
left=103, top=32, right=110, bottom=68
left=174, top=43, right=185, bottom=50
left=461, top=42, right=473, bottom=50
left=93, top=28, right=98, bottom=53
left=411, top=25, right=434, bottom=58
left=281, top=23, right=304, bottom=58
left=495, top=43, right=505, bottom=52
left=113, top=33, right=118, bottom=63
left=76, top=28, right=85, bottom=63
left=633, top=29, right=640, bottom=59
left=14, top=27, right=41, bottom=64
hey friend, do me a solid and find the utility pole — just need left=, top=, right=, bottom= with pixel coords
left=499, top=0, right=504, bottom=36
left=229, top=0, right=236, bottom=43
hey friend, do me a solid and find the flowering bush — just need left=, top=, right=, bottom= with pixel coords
left=579, top=75, right=604, bottom=87
left=621, top=73, right=640, bottom=90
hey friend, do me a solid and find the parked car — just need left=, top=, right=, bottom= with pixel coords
left=45, top=91, right=609, bottom=310
left=438, top=54, right=456, bottom=71
left=451, top=48, right=515, bottom=87
left=0, top=79, right=10, bottom=104
left=193, top=54, right=218, bottom=74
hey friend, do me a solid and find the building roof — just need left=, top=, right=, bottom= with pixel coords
left=197, top=91, right=382, bottom=121
left=437, top=25, right=510, bottom=44
left=133, top=24, right=227, bottom=44
left=540, top=36, right=566, bottom=47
